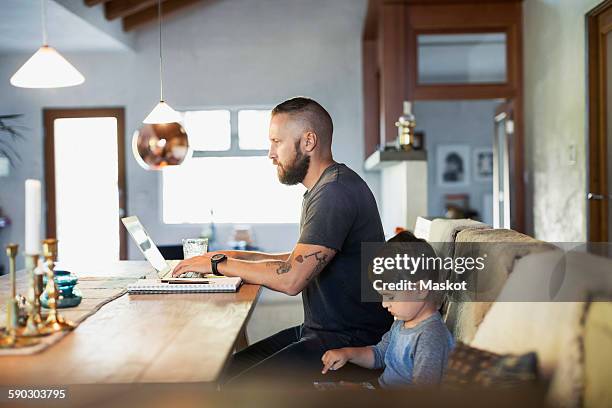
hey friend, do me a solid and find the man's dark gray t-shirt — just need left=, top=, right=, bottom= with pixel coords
left=298, top=162, right=393, bottom=345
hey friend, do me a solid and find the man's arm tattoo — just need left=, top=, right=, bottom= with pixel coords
left=303, top=251, right=329, bottom=280
left=266, top=260, right=292, bottom=275
left=267, top=251, right=329, bottom=277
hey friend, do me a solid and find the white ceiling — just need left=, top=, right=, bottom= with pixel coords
left=0, top=0, right=129, bottom=53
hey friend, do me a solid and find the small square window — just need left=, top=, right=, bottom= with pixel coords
left=417, top=33, right=507, bottom=84
left=238, top=110, right=271, bottom=150
left=183, top=110, right=231, bottom=151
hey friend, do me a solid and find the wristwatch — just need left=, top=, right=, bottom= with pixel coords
left=210, top=254, right=227, bottom=276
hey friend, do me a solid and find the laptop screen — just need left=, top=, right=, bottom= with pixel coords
left=122, top=216, right=170, bottom=277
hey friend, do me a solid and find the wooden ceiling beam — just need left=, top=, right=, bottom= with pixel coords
left=122, top=0, right=205, bottom=31
left=363, top=0, right=380, bottom=40
left=84, top=0, right=112, bottom=6
left=105, top=0, right=163, bottom=20
left=382, top=0, right=521, bottom=3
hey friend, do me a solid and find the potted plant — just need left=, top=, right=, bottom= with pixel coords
left=0, top=114, right=24, bottom=275
left=0, top=114, right=24, bottom=168
left=0, top=114, right=25, bottom=227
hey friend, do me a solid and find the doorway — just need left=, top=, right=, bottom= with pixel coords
left=43, top=108, right=127, bottom=262
left=587, top=2, right=612, bottom=242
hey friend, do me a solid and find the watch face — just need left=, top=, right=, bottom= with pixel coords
left=211, top=253, right=226, bottom=262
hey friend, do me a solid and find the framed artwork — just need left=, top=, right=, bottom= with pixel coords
left=437, top=144, right=470, bottom=187
left=473, top=147, right=493, bottom=182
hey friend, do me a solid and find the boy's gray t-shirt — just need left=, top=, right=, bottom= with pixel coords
left=298, top=163, right=393, bottom=344
left=372, top=313, right=455, bottom=387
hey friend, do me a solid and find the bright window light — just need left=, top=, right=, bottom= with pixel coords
left=163, top=157, right=304, bottom=224
left=238, top=110, right=271, bottom=150
left=183, top=110, right=231, bottom=151
left=53, top=117, right=119, bottom=263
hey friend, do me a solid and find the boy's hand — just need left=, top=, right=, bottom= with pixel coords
left=321, top=349, right=349, bottom=374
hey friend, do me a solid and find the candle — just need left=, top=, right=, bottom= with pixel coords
left=25, top=179, right=42, bottom=255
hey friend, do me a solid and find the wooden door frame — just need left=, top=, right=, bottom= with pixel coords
left=587, top=1, right=612, bottom=242
left=43, top=108, right=128, bottom=259
left=363, top=0, right=525, bottom=232
left=405, top=1, right=525, bottom=233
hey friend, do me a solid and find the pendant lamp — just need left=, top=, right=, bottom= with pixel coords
left=143, top=0, right=181, bottom=124
left=10, top=0, right=85, bottom=88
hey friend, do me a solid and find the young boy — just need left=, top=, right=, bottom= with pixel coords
left=320, top=231, right=454, bottom=387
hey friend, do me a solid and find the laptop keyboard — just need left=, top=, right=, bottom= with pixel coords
left=165, top=262, right=205, bottom=279
left=178, top=271, right=199, bottom=278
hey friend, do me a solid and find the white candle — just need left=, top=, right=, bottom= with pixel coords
left=25, top=179, right=42, bottom=255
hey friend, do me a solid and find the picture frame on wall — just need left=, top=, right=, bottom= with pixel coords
left=473, top=147, right=493, bottom=182
left=437, top=144, right=470, bottom=187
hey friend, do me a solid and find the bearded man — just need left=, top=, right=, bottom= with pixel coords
left=173, top=97, right=392, bottom=385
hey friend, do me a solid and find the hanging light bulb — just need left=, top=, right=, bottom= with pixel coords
left=133, top=0, right=189, bottom=170
left=143, top=0, right=180, bottom=124
left=132, top=123, right=190, bottom=170
left=10, top=0, right=84, bottom=89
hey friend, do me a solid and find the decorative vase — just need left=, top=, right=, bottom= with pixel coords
left=40, top=270, right=82, bottom=308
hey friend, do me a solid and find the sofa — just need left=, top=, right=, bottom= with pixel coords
left=419, top=217, right=612, bottom=408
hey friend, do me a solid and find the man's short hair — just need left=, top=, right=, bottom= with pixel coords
left=272, top=97, right=333, bottom=146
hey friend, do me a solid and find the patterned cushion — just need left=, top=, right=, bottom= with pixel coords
left=444, top=342, right=539, bottom=388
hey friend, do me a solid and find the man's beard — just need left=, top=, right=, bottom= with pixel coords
left=276, top=142, right=311, bottom=185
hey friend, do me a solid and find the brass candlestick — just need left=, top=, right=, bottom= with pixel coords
left=6, top=244, right=19, bottom=330
left=39, top=239, right=74, bottom=334
left=0, top=244, right=18, bottom=347
left=18, top=253, right=45, bottom=337
left=1, top=245, right=40, bottom=348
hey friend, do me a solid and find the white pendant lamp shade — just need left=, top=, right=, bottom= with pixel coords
left=10, top=45, right=85, bottom=89
left=143, top=101, right=182, bottom=124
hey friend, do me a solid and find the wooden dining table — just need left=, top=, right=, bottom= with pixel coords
left=0, top=261, right=261, bottom=386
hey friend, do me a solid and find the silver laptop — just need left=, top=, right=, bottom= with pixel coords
left=121, top=216, right=212, bottom=283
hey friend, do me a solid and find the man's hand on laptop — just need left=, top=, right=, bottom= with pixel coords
left=172, top=254, right=215, bottom=277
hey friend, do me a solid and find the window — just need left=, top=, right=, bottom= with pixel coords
left=238, top=110, right=271, bottom=150
left=163, top=108, right=305, bottom=224
left=163, top=156, right=303, bottom=224
left=183, top=110, right=231, bottom=151
left=417, top=33, right=507, bottom=85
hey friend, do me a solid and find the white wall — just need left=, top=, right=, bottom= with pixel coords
left=0, top=0, right=373, bottom=270
left=523, top=0, right=601, bottom=241
left=380, top=160, right=428, bottom=237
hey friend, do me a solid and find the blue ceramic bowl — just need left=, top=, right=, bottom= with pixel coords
left=40, top=270, right=82, bottom=308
